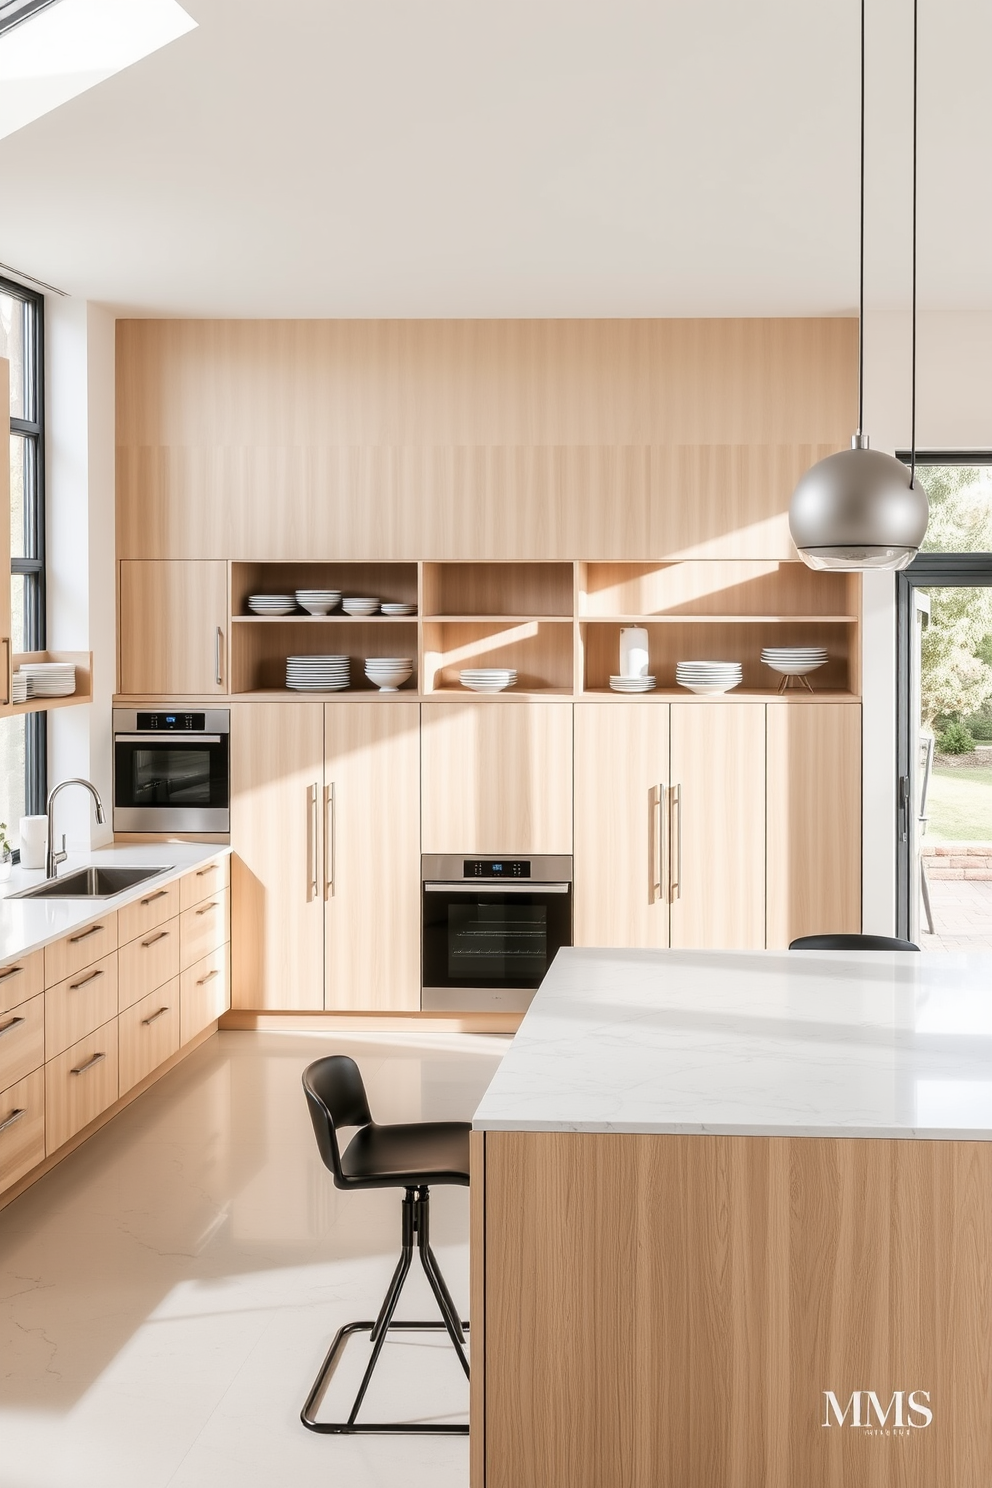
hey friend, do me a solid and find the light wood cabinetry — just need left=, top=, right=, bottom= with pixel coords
left=422, top=701, right=573, bottom=855
left=231, top=703, right=325, bottom=1009
left=766, top=703, right=862, bottom=946
left=45, top=955, right=119, bottom=1060
left=181, top=944, right=230, bottom=1044
left=119, top=560, right=228, bottom=696
left=574, top=705, right=670, bottom=949
left=0, top=992, right=44, bottom=1090
left=45, top=914, right=117, bottom=985
left=324, top=703, right=420, bottom=1011
left=0, top=949, right=44, bottom=1016
left=45, top=1022, right=120, bottom=1154
left=118, top=920, right=180, bottom=1010
left=180, top=887, right=229, bottom=969
left=119, top=982, right=180, bottom=1095
left=117, top=878, right=181, bottom=944
left=669, top=702, right=766, bottom=950
left=0, top=1069, right=46, bottom=1197
left=180, top=855, right=229, bottom=910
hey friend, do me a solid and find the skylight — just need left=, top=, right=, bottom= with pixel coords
left=0, top=0, right=196, bottom=142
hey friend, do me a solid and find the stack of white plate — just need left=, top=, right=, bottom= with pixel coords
left=459, top=668, right=517, bottom=693
left=295, top=589, right=341, bottom=615
left=286, top=655, right=350, bottom=691
left=365, top=657, right=413, bottom=692
left=11, top=672, right=30, bottom=702
left=249, top=594, right=297, bottom=615
left=761, top=647, right=828, bottom=676
left=18, top=661, right=76, bottom=697
left=381, top=602, right=417, bottom=616
left=342, top=597, right=380, bottom=616
left=610, top=675, right=656, bottom=693
left=675, top=661, right=742, bottom=695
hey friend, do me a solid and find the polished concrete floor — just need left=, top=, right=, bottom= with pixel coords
left=0, top=1030, right=506, bottom=1488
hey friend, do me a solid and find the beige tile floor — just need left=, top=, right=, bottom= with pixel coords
left=919, top=876, right=992, bottom=952
left=0, top=1030, right=507, bottom=1488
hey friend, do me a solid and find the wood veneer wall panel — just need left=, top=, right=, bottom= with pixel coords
left=116, top=320, right=857, bottom=562
left=484, top=1130, right=992, bottom=1488
left=469, top=1130, right=485, bottom=1488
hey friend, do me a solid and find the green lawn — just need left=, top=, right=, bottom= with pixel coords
left=927, top=765, right=992, bottom=842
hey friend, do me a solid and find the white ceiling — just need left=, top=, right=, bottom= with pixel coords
left=0, top=0, right=988, bottom=317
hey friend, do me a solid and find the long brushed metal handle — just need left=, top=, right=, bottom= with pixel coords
left=141, top=930, right=170, bottom=947
left=69, top=924, right=103, bottom=944
left=0, top=964, right=23, bottom=982
left=0, top=1014, right=25, bottom=1039
left=0, top=1107, right=25, bottom=1135
left=141, top=1006, right=169, bottom=1027
left=650, top=784, right=667, bottom=904
left=325, top=783, right=335, bottom=898
left=69, top=969, right=104, bottom=991
left=196, top=968, right=219, bottom=986
left=1, top=637, right=11, bottom=707
left=140, top=889, right=170, bottom=906
left=215, top=626, right=223, bottom=686
left=308, top=784, right=318, bottom=900
left=70, top=1051, right=106, bottom=1076
left=670, top=783, right=682, bottom=902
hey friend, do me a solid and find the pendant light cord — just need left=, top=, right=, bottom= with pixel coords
left=910, top=0, right=918, bottom=487
left=857, top=0, right=865, bottom=436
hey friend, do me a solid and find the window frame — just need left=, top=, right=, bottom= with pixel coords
left=2, top=273, right=47, bottom=823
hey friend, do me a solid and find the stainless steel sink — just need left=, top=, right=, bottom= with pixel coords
left=9, top=866, right=173, bottom=900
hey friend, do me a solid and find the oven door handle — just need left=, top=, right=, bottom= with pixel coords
left=115, top=734, right=223, bottom=744
left=423, top=881, right=571, bottom=894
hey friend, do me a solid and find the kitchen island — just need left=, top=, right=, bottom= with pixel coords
left=470, top=946, right=992, bottom=1488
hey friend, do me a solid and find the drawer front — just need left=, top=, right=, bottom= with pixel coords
left=117, top=878, right=181, bottom=947
left=180, top=888, right=229, bottom=970
left=0, top=949, right=45, bottom=1016
left=181, top=943, right=230, bottom=1045
left=119, top=981, right=180, bottom=1096
left=45, top=914, right=118, bottom=987
left=0, top=992, right=45, bottom=1090
left=46, top=954, right=120, bottom=1061
left=180, top=855, right=230, bottom=912
left=0, top=1068, right=46, bottom=1197
left=118, top=918, right=180, bottom=1012
left=46, top=1021, right=119, bottom=1155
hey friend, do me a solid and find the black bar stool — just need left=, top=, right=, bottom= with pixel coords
left=789, top=933, right=920, bottom=951
left=301, top=1054, right=471, bottom=1435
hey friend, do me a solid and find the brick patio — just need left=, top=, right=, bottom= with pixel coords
left=919, top=875, right=992, bottom=952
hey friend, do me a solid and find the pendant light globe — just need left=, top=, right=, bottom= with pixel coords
left=789, top=436, right=929, bottom=571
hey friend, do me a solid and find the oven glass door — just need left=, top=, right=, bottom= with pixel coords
left=423, top=886, right=571, bottom=991
left=114, top=737, right=230, bottom=812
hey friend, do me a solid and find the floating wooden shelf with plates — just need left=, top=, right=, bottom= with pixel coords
left=4, top=651, right=93, bottom=717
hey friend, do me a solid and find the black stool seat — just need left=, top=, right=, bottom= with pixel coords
left=790, top=933, right=920, bottom=951
left=340, top=1121, right=470, bottom=1189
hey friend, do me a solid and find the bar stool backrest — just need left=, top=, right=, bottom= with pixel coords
left=789, top=933, right=920, bottom=951
left=303, top=1055, right=375, bottom=1188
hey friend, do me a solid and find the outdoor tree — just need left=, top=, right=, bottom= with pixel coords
left=919, top=467, right=992, bottom=729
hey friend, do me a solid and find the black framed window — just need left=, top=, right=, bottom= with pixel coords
left=1, top=275, right=46, bottom=852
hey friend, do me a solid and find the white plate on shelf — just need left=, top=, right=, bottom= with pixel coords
left=609, top=676, right=656, bottom=692
left=381, top=603, right=417, bottom=616
left=342, top=598, right=381, bottom=615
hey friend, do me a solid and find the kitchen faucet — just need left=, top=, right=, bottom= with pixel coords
left=46, top=779, right=107, bottom=879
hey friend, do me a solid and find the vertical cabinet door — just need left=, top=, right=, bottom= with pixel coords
left=324, top=703, right=421, bottom=1011
left=0, top=359, right=11, bottom=707
left=231, top=703, right=324, bottom=1009
left=766, top=703, right=862, bottom=947
left=669, top=703, right=766, bottom=950
left=119, top=559, right=228, bottom=695
left=422, top=702, right=573, bottom=855
left=573, top=703, right=671, bottom=948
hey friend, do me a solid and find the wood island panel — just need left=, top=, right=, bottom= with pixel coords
left=481, top=1130, right=992, bottom=1488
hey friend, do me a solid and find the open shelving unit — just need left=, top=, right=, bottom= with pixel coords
left=168, top=560, right=863, bottom=704
left=3, top=650, right=93, bottom=718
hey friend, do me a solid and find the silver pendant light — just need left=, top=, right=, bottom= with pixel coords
left=789, top=0, right=929, bottom=571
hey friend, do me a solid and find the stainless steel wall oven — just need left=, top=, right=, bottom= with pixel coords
left=113, top=709, right=230, bottom=833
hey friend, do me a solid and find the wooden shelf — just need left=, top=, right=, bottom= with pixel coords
left=577, top=688, right=861, bottom=704
left=582, top=614, right=858, bottom=625
left=424, top=687, right=573, bottom=701
left=5, top=651, right=93, bottom=717
left=422, top=615, right=572, bottom=624
left=232, top=614, right=418, bottom=623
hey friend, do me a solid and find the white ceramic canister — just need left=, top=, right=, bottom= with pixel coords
left=619, top=626, right=649, bottom=679
left=19, top=815, right=48, bottom=870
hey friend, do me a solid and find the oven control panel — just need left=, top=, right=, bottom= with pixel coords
left=464, top=859, right=531, bottom=878
left=136, top=712, right=206, bottom=731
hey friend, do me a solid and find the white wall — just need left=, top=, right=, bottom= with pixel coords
left=860, top=308, right=992, bottom=932
left=45, top=296, right=115, bottom=851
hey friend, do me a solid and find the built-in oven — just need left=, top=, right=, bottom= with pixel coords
left=422, top=855, right=572, bottom=1012
left=113, top=709, right=231, bottom=834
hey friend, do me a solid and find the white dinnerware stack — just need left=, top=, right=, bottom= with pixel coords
left=365, top=657, right=413, bottom=691
left=342, top=597, right=380, bottom=616
left=286, top=655, right=350, bottom=691
left=295, top=589, right=341, bottom=615
left=249, top=594, right=297, bottom=615
left=609, top=674, right=656, bottom=693
left=459, top=668, right=517, bottom=693
left=675, top=660, right=742, bottom=695
left=18, top=661, right=76, bottom=697
left=11, top=672, right=29, bottom=702
left=381, top=602, right=417, bottom=616
left=761, top=646, right=828, bottom=691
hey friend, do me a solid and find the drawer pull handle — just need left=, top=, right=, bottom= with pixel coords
left=141, top=1006, right=170, bottom=1027
left=140, top=889, right=170, bottom=906
left=196, top=863, right=218, bottom=878
left=195, top=902, right=219, bottom=917
left=69, top=969, right=104, bottom=991
left=196, top=969, right=220, bottom=985
left=0, top=1107, right=26, bottom=1135
left=69, top=925, right=103, bottom=945
left=70, top=1051, right=106, bottom=1076
left=141, top=931, right=170, bottom=948
left=0, top=1014, right=25, bottom=1039
left=0, top=964, right=23, bottom=982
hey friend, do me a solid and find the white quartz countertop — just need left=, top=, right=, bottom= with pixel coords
left=472, top=946, right=992, bottom=1140
left=0, top=842, right=231, bottom=963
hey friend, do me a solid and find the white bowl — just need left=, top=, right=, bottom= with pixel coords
left=381, top=602, right=417, bottom=616
left=364, top=665, right=412, bottom=692
left=342, top=598, right=381, bottom=615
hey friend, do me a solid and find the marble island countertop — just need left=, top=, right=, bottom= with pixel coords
left=0, top=841, right=231, bottom=963
left=472, top=945, right=992, bottom=1141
